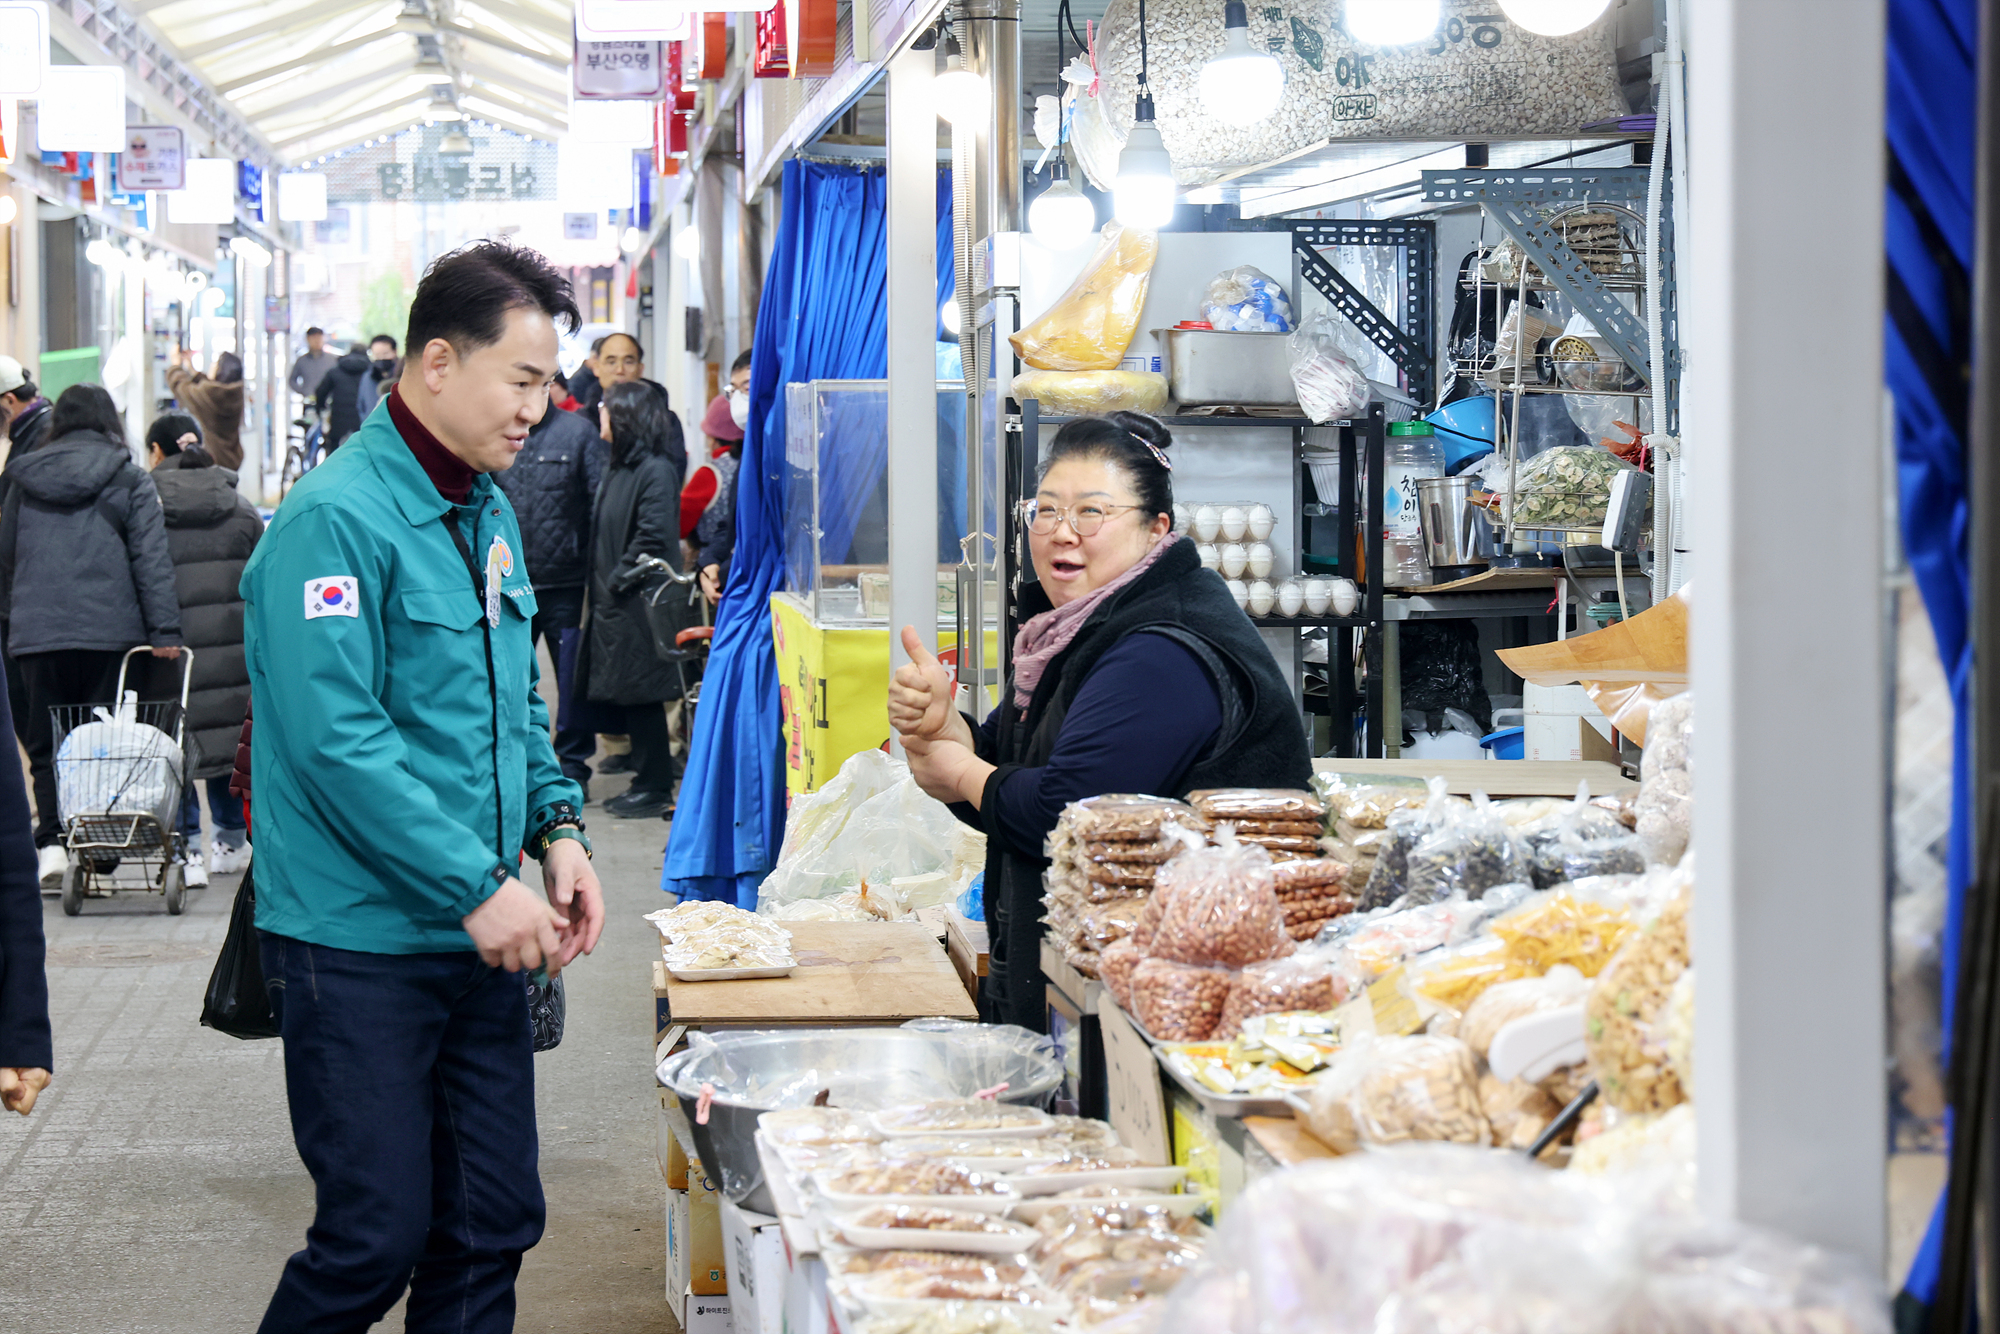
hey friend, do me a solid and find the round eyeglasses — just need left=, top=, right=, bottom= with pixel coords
left=1020, top=500, right=1143, bottom=537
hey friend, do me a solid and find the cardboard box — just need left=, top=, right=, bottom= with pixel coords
left=1524, top=682, right=1598, bottom=716
left=659, top=1091, right=689, bottom=1189
left=720, top=1197, right=788, bottom=1334
left=689, top=1156, right=729, bottom=1295
left=666, top=1190, right=691, bottom=1317
left=684, top=1289, right=735, bottom=1334
left=1524, top=712, right=1618, bottom=763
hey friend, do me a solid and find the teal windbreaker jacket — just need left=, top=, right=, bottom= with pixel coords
left=241, top=406, right=583, bottom=953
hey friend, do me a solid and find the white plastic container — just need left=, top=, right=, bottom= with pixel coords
left=1225, top=579, right=1249, bottom=610
left=1193, top=505, right=1222, bottom=542
left=1197, top=543, right=1221, bottom=571
left=1246, top=542, right=1274, bottom=579
left=1219, top=506, right=1249, bottom=542
left=1247, top=580, right=1275, bottom=616
left=1247, top=503, right=1275, bottom=541
left=1276, top=580, right=1305, bottom=617
left=1303, top=578, right=1332, bottom=615
left=1219, top=542, right=1249, bottom=578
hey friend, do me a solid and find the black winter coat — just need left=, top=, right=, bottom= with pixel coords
left=315, top=350, right=372, bottom=438
left=582, top=450, right=684, bottom=706
left=971, top=539, right=1312, bottom=1032
left=152, top=457, right=262, bottom=778
left=0, top=432, right=182, bottom=657
left=0, top=665, right=48, bottom=1073
left=493, top=402, right=607, bottom=592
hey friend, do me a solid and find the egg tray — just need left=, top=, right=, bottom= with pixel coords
left=1172, top=500, right=1276, bottom=547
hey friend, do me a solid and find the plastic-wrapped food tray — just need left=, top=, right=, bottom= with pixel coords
left=814, top=1185, right=1022, bottom=1217
left=1153, top=1045, right=1302, bottom=1118
left=834, top=1213, right=1042, bottom=1255
left=1004, top=1165, right=1187, bottom=1197
left=667, top=963, right=798, bottom=982
left=1006, top=1193, right=1204, bottom=1224
left=871, top=1108, right=1056, bottom=1141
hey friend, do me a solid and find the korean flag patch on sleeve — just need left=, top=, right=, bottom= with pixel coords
left=304, top=576, right=360, bottom=620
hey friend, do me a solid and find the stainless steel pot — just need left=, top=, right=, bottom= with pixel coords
left=656, top=1026, right=1064, bottom=1214
left=1417, top=476, right=1496, bottom=580
left=1157, top=329, right=1299, bottom=409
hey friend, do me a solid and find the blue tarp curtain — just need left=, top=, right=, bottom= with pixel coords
left=662, top=160, right=954, bottom=905
left=1885, top=0, right=1975, bottom=1311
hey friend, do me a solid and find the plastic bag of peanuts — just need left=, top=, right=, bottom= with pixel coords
left=1146, top=830, right=1291, bottom=969
left=1129, top=957, right=1233, bottom=1042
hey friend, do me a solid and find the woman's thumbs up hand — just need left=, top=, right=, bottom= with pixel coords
left=889, top=625, right=956, bottom=741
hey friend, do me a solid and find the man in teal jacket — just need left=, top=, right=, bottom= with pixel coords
left=242, top=241, right=605, bottom=1333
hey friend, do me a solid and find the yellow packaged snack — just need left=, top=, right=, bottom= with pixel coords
left=1010, top=224, right=1159, bottom=371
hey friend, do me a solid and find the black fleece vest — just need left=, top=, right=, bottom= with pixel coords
left=975, top=538, right=1312, bottom=1031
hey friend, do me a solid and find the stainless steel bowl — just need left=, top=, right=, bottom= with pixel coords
left=656, top=1026, right=1064, bottom=1214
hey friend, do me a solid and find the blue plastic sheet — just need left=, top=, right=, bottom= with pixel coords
left=1885, top=0, right=1973, bottom=1308
left=662, top=162, right=953, bottom=905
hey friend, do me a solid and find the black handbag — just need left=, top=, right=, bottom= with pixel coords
left=200, top=862, right=280, bottom=1040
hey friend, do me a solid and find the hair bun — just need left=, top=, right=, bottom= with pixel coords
left=1107, top=410, right=1172, bottom=454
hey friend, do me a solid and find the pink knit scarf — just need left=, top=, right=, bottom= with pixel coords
left=1011, top=533, right=1179, bottom=709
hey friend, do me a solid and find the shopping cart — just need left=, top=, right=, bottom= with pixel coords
left=633, top=554, right=712, bottom=727
left=51, top=647, right=195, bottom=917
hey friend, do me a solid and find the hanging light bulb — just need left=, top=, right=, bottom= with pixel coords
left=1113, top=99, right=1175, bottom=228
left=1495, top=0, right=1610, bottom=36
left=620, top=225, right=644, bottom=254
left=1343, top=0, right=1441, bottom=45
left=934, top=28, right=989, bottom=127
left=672, top=226, right=701, bottom=260
left=1028, top=157, right=1096, bottom=248
left=1199, top=2, right=1285, bottom=126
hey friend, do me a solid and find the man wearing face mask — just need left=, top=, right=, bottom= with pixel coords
left=680, top=348, right=750, bottom=605
left=356, top=334, right=401, bottom=419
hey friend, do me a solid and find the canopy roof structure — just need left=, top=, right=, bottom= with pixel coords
left=143, top=0, right=572, bottom=163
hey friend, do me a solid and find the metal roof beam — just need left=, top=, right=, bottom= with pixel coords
left=275, top=96, right=430, bottom=151
left=178, top=0, right=387, bottom=62
left=453, top=0, right=569, bottom=45
left=459, top=98, right=562, bottom=140
left=444, top=21, right=565, bottom=70
left=238, top=63, right=420, bottom=120
left=455, top=66, right=567, bottom=120
left=216, top=24, right=417, bottom=93
left=263, top=72, right=431, bottom=133
left=454, top=52, right=567, bottom=99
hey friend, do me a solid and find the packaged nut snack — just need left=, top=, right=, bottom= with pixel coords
left=1401, top=794, right=1529, bottom=906
left=1217, top=954, right=1345, bottom=1037
left=1311, top=771, right=1430, bottom=829
left=1233, top=834, right=1322, bottom=856
left=1061, top=795, right=1209, bottom=843
left=1129, top=958, right=1232, bottom=1042
left=1083, top=862, right=1161, bottom=890
left=1271, top=858, right=1349, bottom=893
left=1145, top=834, right=1290, bottom=968
left=1083, top=840, right=1174, bottom=865
left=1347, top=1035, right=1492, bottom=1147
left=1188, top=788, right=1327, bottom=825
left=1585, top=875, right=1692, bottom=1114
left=1098, top=937, right=1143, bottom=1010
left=1215, top=819, right=1324, bottom=838
left=1521, top=783, right=1647, bottom=888
left=1635, top=692, right=1693, bottom=866
left=1357, top=780, right=1470, bottom=911
left=1457, top=965, right=1594, bottom=1060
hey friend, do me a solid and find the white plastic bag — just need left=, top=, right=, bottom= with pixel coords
left=55, top=692, right=183, bottom=830
left=1288, top=313, right=1370, bottom=424
left=757, top=749, right=962, bottom=914
left=1200, top=265, right=1293, bottom=333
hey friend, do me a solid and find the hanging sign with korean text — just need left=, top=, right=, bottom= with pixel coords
left=116, top=124, right=184, bottom=192
left=319, top=126, right=557, bottom=205
left=574, top=37, right=666, bottom=99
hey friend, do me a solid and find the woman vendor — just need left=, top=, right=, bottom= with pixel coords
left=889, top=412, right=1311, bottom=1031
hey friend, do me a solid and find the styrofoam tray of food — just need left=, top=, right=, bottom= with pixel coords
left=1006, top=1191, right=1205, bottom=1223
left=870, top=1100, right=1056, bottom=1140
left=1003, top=1164, right=1188, bottom=1197
left=832, top=1206, right=1041, bottom=1255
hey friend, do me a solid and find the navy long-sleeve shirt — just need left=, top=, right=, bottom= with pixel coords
left=0, top=666, right=50, bottom=1070
left=966, top=631, right=1222, bottom=856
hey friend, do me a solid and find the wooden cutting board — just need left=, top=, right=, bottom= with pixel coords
left=653, top=920, right=978, bottom=1027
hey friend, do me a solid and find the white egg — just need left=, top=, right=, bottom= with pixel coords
left=1220, top=505, right=1249, bottom=542
left=1247, top=580, right=1276, bottom=616
left=1331, top=578, right=1359, bottom=617
left=1277, top=580, right=1305, bottom=617
left=1303, top=578, right=1332, bottom=615
left=1225, top=579, right=1249, bottom=610
left=1247, top=542, right=1274, bottom=579
left=1173, top=503, right=1192, bottom=534
left=1193, top=505, right=1223, bottom=542
left=1197, top=542, right=1220, bottom=571
left=1247, top=503, right=1276, bottom=542
left=1219, top=542, right=1249, bottom=579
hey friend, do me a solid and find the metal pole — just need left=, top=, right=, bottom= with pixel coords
left=1686, top=0, right=1887, bottom=1266
left=887, top=41, right=941, bottom=709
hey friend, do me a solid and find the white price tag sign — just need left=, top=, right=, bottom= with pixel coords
left=1098, top=1000, right=1171, bottom=1166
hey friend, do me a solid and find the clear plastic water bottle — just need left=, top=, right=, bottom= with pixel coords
left=1383, top=421, right=1444, bottom=588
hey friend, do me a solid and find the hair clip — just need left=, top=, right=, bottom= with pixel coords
left=1130, top=434, right=1172, bottom=472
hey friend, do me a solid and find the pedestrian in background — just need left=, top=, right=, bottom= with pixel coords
left=0, top=667, right=49, bottom=1118
left=243, top=240, right=602, bottom=1332
left=313, top=342, right=371, bottom=456
left=288, top=327, right=337, bottom=402
left=582, top=379, right=686, bottom=819
left=356, top=333, right=400, bottom=419
left=166, top=350, right=247, bottom=471
left=0, top=356, right=51, bottom=463
left=493, top=380, right=608, bottom=790
left=593, top=333, right=683, bottom=475
left=0, top=384, right=182, bottom=884
left=567, top=335, right=607, bottom=418
left=683, top=346, right=750, bottom=605
left=145, top=412, right=261, bottom=887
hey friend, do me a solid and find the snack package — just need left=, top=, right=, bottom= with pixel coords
left=1479, top=1071, right=1563, bottom=1151
left=1099, top=937, right=1144, bottom=1010
left=1013, top=368, right=1170, bottom=415
left=1201, top=265, right=1294, bottom=333
left=1635, top=692, right=1693, bottom=866
left=1341, top=1035, right=1492, bottom=1147
left=1458, top=964, right=1594, bottom=1060
left=1011, top=224, right=1160, bottom=371
left=1402, top=792, right=1529, bottom=905
left=1406, top=883, right=1638, bottom=1019
left=1217, top=953, right=1345, bottom=1037
left=1356, top=779, right=1470, bottom=910
left=1664, top=966, right=1695, bottom=1098
left=1188, top=788, right=1327, bottom=824
left=1311, top=771, right=1429, bottom=829
left=1288, top=311, right=1371, bottom=424
left=1129, top=958, right=1233, bottom=1042
left=1146, top=835, right=1290, bottom=968
left=1585, top=875, right=1692, bottom=1114
left=1330, top=892, right=1525, bottom=983
left=1522, top=782, right=1648, bottom=887
left=1059, top=794, right=1209, bottom=844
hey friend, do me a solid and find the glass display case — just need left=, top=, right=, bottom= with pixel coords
left=783, top=378, right=976, bottom=624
